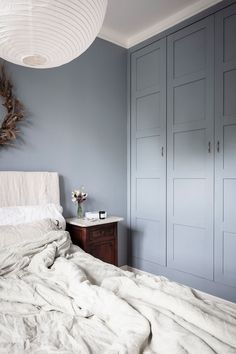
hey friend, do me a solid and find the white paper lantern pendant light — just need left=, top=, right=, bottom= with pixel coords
left=0, top=0, right=108, bottom=69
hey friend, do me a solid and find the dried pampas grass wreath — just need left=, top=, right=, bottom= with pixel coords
left=0, top=65, right=25, bottom=146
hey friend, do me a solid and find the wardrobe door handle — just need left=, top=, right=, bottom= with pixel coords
left=161, top=146, right=164, bottom=157
left=208, top=142, right=211, bottom=153
left=217, top=141, right=220, bottom=153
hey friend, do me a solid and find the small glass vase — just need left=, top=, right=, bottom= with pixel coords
left=77, top=203, right=83, bottom=219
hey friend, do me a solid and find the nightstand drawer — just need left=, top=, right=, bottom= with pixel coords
left=90, top=240, right=116, bottom=265
left=89, top=224, right=115, bottom=242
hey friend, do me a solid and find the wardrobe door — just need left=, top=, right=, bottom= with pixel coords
left=215, top=4, right=236, bottom=287
left=130, top=39, right=166, bottom=266
left=167, top=17, right=214, bottom=279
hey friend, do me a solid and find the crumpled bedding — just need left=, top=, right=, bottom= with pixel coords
left=0, top=230, right=236, bottom=354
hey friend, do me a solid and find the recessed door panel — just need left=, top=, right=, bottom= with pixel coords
left=223, top=13, right=236, bottom=63
left=171, top=225, right=212, bottom=279
left=137, top=93, right=161, bottom=131
left=174, top=79, right=206, bottom=124
left=174, top=129, right=206, bottom=173
left=223, top=124, right=236, bottom=172
left=137, top=136, right=161, bottom=173
left=173, top=179, right=206, bottom=227
left=173, top=28, right=206, bottom=78
left=136, top=49, right=161, bottom=91
left=131, top=39, right=166, bottom=266
left=223, top=232, right=236, bottom=286
left=136, top=178, right=161, bottom=220
left=223, top=179, right=236, bottom=230
left=133, top=219, right=163, bottom=264
left=167, top=17, right=214, bottom=279
left=223, top=69, right=236, bottom=117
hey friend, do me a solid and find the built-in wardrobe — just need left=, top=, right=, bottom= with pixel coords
left=129, top=2, right=236, bottom=301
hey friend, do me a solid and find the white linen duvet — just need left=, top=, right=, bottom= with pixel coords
left=0, top=229, right=236, bottom=354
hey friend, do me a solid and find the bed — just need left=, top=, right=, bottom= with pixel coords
left=0, top=171, right=236, bottom=354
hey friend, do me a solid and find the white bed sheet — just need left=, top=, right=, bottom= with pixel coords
left=0, top=230, right=236, bottom=353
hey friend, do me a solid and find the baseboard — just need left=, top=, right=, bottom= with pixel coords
left=120, top=264, right=234, bottom=306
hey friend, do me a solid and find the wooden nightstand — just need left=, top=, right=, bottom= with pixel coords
left=66, top=216, right=123, bottom=266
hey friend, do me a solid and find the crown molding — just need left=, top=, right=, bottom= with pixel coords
left=127, top=0, right=222, bottom=47
left=98, top=0, right=222, bottom=49
left=98, top=26, right=129, bottom=48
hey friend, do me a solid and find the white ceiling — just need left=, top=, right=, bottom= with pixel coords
left=99, top=0, right=222, bottom=48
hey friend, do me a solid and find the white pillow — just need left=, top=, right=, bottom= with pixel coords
left=0, top=219, right=59, bottom=249
left=0, top=203, right=66, bottom=229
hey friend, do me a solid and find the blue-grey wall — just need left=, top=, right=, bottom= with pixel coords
left=0, top=38, right=128, bottom=265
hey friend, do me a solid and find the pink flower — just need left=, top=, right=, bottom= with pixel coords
left=72, top=187, right=88, bottom=204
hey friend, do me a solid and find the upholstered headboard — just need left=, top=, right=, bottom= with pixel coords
left=0, top=172, right=60, bottom=207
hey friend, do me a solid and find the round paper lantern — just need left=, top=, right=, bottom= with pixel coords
left=0, top=0, right=108, bottom=69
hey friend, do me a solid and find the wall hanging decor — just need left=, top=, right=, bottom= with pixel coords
left=0, top=65, right=25, bottom=146
left=0, top=0, right=108, bottom=69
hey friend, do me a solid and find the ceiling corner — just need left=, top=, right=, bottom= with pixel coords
left=98, top=27, right=129, bottom=48
left=99, top=0, right=223, bottom=49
